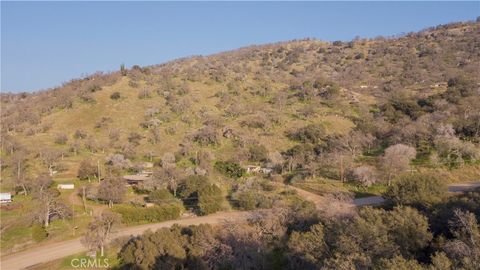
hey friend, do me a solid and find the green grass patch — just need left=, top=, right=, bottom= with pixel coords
left=1, top=224, right=31, bottom=243
left=344, top=183, right=388, bottom=198
left=292, top=177, right=350, bottom=195
left=292, top=177, right=387, bottom=198
left=113, top=204, right=184, bottom=225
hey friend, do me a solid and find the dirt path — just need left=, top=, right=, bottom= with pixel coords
left=0, top=211, right=250, bottom=270
left=287, top=185, right=356, bottom=217
left=66, top=185, right=107, bottom=217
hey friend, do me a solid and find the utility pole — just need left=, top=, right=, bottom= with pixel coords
left=72, top=202, right=75, bottom=236
left=82, top=186, right=87, bottom=214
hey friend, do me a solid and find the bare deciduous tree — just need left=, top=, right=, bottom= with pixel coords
left=34, top=189, right=71, bottom=227
left=149, top=127, right=161, bottom=145
left=78, top=158, right=98, bottom=182
left=161, top=152, right=176, bottom=168
left=337, top=131, right=375, bottom=159
left=381, top=144, right=417, bottom=185
left=38, top=148, right=62, bottom=176
left=153, top=167, right=182, bottom=197
left=97, top=177, right=126, bottom=207
left=10, top=150, right=29, bottom=194
left=349, top=166, right=378, bottom=187
left=82, top=211, right=120, bottom=257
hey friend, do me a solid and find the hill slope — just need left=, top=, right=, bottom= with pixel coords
left=1, top=20, right=479, bottom=184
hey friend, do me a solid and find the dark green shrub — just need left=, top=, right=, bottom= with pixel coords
left=237, top=191, right=274, bottom=210
left=384, top=172, right=448, bottom=208
left=443, top=76, right=476, bottom=103
left=110, top=92, right=121, bottom=100
left=332, top=40, right=343, bottom=46
left=214, top=161, right=245, bottom=178
left=198, top=185, right=224, bottom=215
left=149, top=189, right=177, bottom=205
left=248, top=144, right=268, bottom=162
left=389, top=97, right=424, bottom=120
left=237, top=192, right=257, bottom=210
left=179, top=175, right=226, bottom=215
left=89, top=84, right=102, bottom=92
left=287, top=124, right=326, bottom=144
left=354, top=52, right=364, bottom=59
left=32, top=224, right=48, bottom=242
left=113, top=204, right=183, bottom=224
left=180, top=175, right=209, bottom=199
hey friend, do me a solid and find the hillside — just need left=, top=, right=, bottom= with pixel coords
left=2, top=20, right=479, bottom=173
left=0, top=20, right=479, bottom=264
left=2, top=21, right=479, bottom=178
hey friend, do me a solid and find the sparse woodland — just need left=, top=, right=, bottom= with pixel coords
left=1, top=20, right=480, bottom=269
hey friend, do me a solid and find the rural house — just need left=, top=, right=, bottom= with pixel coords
left=123, top=174, right=151, bottom=185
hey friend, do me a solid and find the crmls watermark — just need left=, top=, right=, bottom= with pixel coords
left=70, top=258, right=109, bottom=268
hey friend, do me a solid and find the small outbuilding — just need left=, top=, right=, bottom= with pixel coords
left=0, top=193, right=12, bottom=204
left=57, top=184, right=75, bottom=190
left=123, top=174, right=151, bottom=185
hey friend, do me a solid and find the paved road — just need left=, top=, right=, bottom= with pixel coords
left=354, top=196, right=385, bottom=206
left=353, top=181, right=480, bottom=207
left=448, top=182, right=480, bottom=192
left=0, top=211, right=250, bottom=270
left=2, top=181, right=478, bottom=270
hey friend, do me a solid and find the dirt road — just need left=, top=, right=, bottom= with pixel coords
left=0, top=211, right=250, bottom=270
left=2, top=181, right=478, bottom=270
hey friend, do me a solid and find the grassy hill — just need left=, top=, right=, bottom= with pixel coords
left=2, top=20, right=477, bottom=172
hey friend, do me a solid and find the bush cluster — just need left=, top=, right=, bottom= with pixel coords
left=113, top=204, right=183, bottom=224
left=214, top=161, right=245, bottom=178
left=31, top=224, right=48, bottom=242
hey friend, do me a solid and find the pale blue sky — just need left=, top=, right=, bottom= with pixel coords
left=1, top=1, right=478, bottom=92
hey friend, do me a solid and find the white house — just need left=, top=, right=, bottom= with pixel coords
left=260, top=168, right=273, bottom=174
left=246, top=165, right=273, bottom=175
left=57, top=184, right=75, bottom=190
left=0, top=193, right=12, bottom=204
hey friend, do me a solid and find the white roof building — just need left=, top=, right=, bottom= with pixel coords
left=0, top=193, right=12, bottom=203
left=57, top=184, right=75, bottom=190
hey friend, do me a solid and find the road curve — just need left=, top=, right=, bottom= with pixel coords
left=0, top=211, right=250, bottom=270
left=353, top=181, right=480, bottom=207
left=448, top=182, right=480, bottom=192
